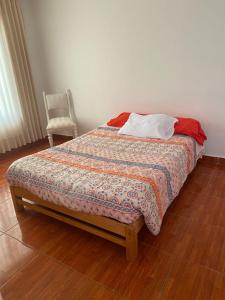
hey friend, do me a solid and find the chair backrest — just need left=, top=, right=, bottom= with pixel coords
left=43, top=90, right=72, bottom=120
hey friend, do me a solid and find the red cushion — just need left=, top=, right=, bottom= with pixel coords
left=107, top=112, right=131, bottom=127
left=107, top=113, right=207, bottom=145
left=174, top=117, right=207, bottom=145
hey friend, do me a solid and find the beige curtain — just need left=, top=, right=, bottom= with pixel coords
left=0, top=0, right=42, bottom=153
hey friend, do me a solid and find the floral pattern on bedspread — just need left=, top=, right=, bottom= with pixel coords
left=6, top=126, right=198, bottom=235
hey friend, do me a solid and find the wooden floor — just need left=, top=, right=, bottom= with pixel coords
left=0, top=138, right=225, bottom=300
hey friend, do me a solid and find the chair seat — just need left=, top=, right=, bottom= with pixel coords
left=47, top=117, right=76, bottom=131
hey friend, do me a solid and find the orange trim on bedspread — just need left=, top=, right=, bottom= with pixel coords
left=89, top=131, right=192, bottom=172
left=34, top=152, right=164, bottom=219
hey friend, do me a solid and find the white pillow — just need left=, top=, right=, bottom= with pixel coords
left=118, top=113, right=177, bottom=140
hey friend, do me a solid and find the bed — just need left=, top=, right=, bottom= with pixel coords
left=6, top=125, right=204, bottom=260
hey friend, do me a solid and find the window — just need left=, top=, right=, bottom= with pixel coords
left=0, top=20, right=23, bottom=132
left=0, top=2, right=42, bottom=153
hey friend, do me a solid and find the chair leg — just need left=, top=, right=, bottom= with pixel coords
left=73, top=127, right=78, bottom=139
left=48, top=134, right=53, bottom=147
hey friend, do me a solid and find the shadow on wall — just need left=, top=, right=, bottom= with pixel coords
left=68, top=89, right=79, bottom=135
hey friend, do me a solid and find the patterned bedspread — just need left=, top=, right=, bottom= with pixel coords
left=6, top=126, right=201, bottom=235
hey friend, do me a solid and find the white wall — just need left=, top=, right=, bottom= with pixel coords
left=20, top=0, right=225, bottom=157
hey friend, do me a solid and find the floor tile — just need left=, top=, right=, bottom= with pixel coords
left=0, top=185, right=10, bottom=204
left=161, top=263, right=225, bottom=300
left=0, top=234, right=37, bottom=287
left=0, top=254, right=123, bottom=300
left=139, top=211, right=190, bottom=255
left=193, top=225, right=225, bottom=274
left=6, top=212, right=172, bottom=299
left=0, top=200, right=32, bottom=232
left=6, top=212, right=125, bottom=273
left=168, top=190, right=205, bottom=218
left=191, top=195, right=225, bottom=229
left=90, top=245, right=173, bottom=299
left=162, top=222, right=225, bottom=275
left=6, top=212, right=87, bottom=252
left=208, top=169, right=225, bottom=198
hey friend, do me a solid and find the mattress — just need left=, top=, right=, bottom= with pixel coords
left=6, top=126, right=203, bottom=235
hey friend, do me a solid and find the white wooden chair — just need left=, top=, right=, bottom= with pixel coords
left=43, top=90, right=78, bottom=147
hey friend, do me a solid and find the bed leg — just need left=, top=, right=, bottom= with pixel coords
left=10, top=187, right=24, bottom=212
left=125, top=227, right=138, bottom=261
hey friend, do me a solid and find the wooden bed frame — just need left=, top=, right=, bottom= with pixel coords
left=10, top=186, right=144, bottom=261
